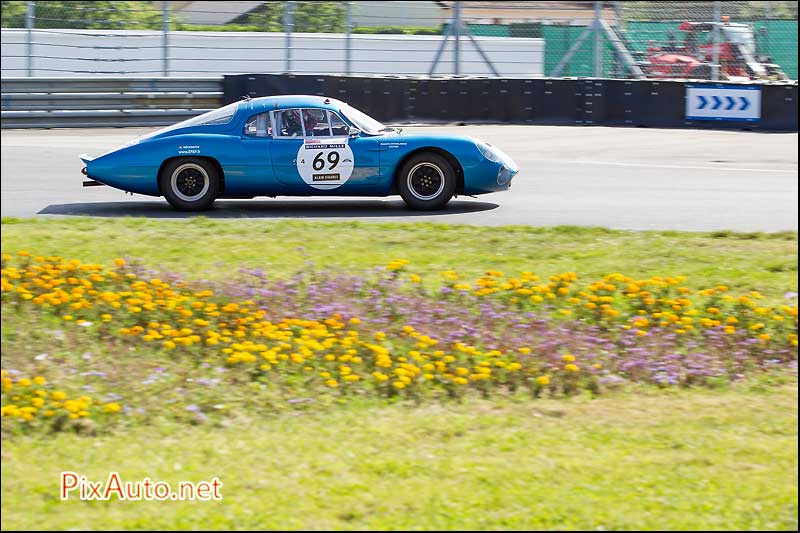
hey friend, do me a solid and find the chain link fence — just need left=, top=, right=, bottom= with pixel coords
left=615, top=1, right=797, bottom=80
left=1, top=1, right=797, bottom=79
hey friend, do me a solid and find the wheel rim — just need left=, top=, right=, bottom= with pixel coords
left=407, top=162, right=445, bottom=201
left=170, top=163, right=210, bottom=202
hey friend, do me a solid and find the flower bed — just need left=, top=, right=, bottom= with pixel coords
left=1, top=251, right=797, bottom=429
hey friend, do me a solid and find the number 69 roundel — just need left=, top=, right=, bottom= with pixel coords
left=296, top=139, right=355, bottom=190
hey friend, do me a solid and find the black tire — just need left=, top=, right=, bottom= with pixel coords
left=159, top=157, right=220, bottom=211
left=397, top=152, right=456, bottom=210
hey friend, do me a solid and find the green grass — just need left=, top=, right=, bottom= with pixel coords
left=2, top=218, right=797, bottom=530
left=1, top=218, right=797, bottom=293
left=1, top=381, right=797, bottom=530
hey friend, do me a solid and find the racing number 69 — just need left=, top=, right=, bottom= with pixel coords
left=313, top=151, right=340, bottom=171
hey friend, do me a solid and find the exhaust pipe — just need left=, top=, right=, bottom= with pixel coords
left=81, top=166, right=105, bottom=186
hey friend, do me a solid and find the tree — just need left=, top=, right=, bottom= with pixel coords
left=1, top=1, right=28, bottom=27
left=1, top=1, right=161, bottom=29
left=234, top=2, right=345, bottom=33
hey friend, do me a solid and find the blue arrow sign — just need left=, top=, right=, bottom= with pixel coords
left=686, top=84, right=760, bottom=122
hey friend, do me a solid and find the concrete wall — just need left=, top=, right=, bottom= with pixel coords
left=0, top=29, right=544, bottom=77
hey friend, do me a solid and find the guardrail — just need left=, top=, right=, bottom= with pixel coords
left=1, top=77, right=223, bottom=128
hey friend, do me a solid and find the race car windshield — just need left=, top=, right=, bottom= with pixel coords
left=341, top=104, right=385, bottom=135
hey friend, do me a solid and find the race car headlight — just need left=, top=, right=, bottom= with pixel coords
left=476, top=141, right=502, bottom=162
left=497, top=166, right=515, bottom=186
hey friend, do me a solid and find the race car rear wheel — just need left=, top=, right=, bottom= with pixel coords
left=160, top=157, right=219, bottom=211
left=398, top=152, right=456, bottom=210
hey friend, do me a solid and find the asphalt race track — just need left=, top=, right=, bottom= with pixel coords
left=1, top=125, right=797, bottom=231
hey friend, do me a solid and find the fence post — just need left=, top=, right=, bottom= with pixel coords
left=454, top=1, right=461, bottom=75
left=284, top=1, right=295, bottom=73
left=25, top=1, right=34, bottom=77
left=593, top=1, right=602, bottom=77
left=345, top=2, right=352, bottom=75
left=162, top=1, right=169, bottom=76
left=711, top=1, right=721, bottom=81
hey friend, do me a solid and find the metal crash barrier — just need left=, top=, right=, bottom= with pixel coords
left=1, top=77, right=223, bottom=128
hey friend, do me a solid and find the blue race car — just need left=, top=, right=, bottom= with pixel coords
left=80, top=95, right=518, bottom=211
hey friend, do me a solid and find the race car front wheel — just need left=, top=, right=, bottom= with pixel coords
left=160, top=157, right=219, bottom=211
left=398, top=152, right=456, bottom=210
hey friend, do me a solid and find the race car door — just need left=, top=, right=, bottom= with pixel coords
left=270, top=108, right=380, bottom=194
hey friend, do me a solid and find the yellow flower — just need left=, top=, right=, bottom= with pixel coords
left=33, top=376, right=46, bottom=385
left=17, top=378, right=31, bottom=387
left=392, top=381, right=405, bottom=389
left=409, top=274, right=421, bottom=283
left=104, top=402, right=122, bottom=413
left=561, top=354, right=576, bottom=362
left=114, top=258, right=126, bottom=267
left=564, top=363, right=579, bottom=372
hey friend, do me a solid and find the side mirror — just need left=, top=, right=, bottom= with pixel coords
left=348, top=127, right=361, bottom=138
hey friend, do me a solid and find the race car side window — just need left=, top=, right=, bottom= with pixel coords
left=329, top=111, right=349, bottom=136
left=272, top=108, right=347, bottom=139
left=273, top=109, right=305, bottom=138
left=243, top=112, right=271, bottom=137
left=302, top=109, right=331, bottom=137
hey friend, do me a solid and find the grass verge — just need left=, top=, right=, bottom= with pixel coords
left=0, top=218, right=797, bottom=293
left=1, top=380, right=797, bottom=530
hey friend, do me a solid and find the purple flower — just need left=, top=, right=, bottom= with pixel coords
left=80, top=370, right=108, bottom=378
